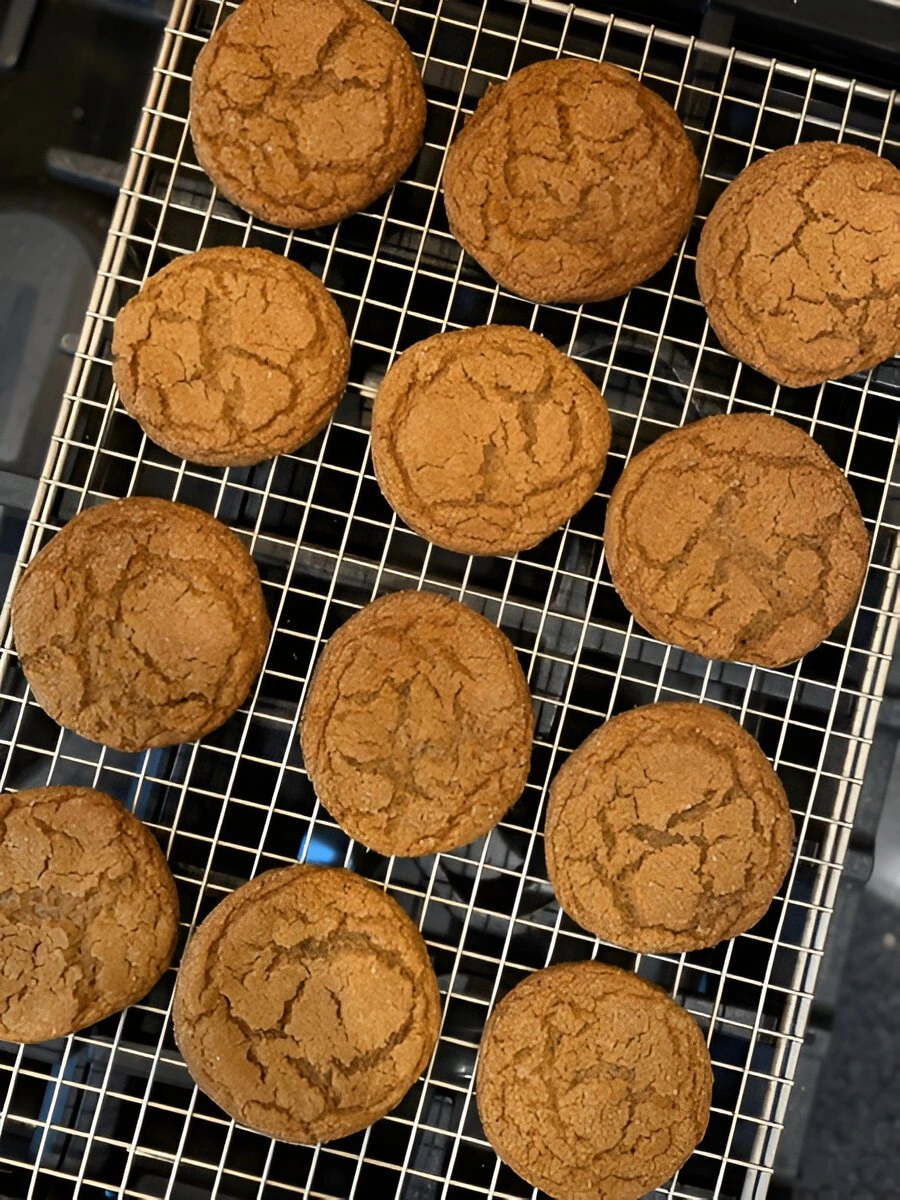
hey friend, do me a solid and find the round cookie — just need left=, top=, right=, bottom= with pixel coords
left=546, top=702, right=795, bottom=954
left=604, top=413, right=869, bottom=667
left=443, top=58, right=699, bottom=304
left=370, top=325, right=611, bottom=555
left=696, top=142, right=900, bottom=388
left=190, top=0, right=426, bottom=229
left=112, top=247, right=350, bottom=467
left=300, top=590, right=533, bottom=856
left=173, top=865, right=440, bottom=1143
left=0, top=786, right=179, bottom=1043
left=11, top=497, right=271, bottom=752
left=477, top=961, right=712, bottom=1200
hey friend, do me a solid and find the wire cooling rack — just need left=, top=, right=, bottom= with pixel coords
left=1, top=1, right=899, bottom=1197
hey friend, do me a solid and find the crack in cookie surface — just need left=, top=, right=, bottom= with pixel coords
left=443, top=59, right=699, bottom=303
left=696, top=142, right=900, bottom=387
left=545, top=702, right=795, bottom=954
left=173, top=866, right=440, bottom=1143
left=300, top=590, right=534, bottom=856
left=0, top=787, right=178, bottom=1043
left=112, top=247, right=349, bottom=466
left=476, top=962, right=712, bottom=1200
left=190, top=0, right=426, bottom=228
left=604, top=413, right=869, bottom=667
left=371, top=325, right=611, bottom=555
left=11, top=498, right=271, bottom=751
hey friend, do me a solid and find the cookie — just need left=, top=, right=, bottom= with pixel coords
left=173, top=865, right=440, bottom=1143
left=190, top=0, right=426, bottom=229
left=370, top=325, right=611, bottom=555
left=112, top=247, right=350, bottom=467
left=11, top=497, right=271, bottom=752
left=443, top=58, right=700, bottom=304
left=696, top=142, right=900, bottom=387
left=0, top=786, right=179, bottom=1043
left=546, top=702, right=794, bottom=954
left=300, top=590, right=533, bottom=856
left=604, top=413, right=869, bottom=667
left=477, top=961, right=712, bottom=1200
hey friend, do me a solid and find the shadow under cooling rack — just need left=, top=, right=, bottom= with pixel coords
left=0, top=1, right=898, bottom=1198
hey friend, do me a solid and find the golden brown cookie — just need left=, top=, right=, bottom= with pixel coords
left=604, top=413, right=869, bottom=667
left=300, top=590, right=533, bottom=856
left=696, top=142, right=900, bottom=388
left=443, top=59, right=699, bottom=303
left=477, top=961, right=712, bottom=1200
left=546, top=702, right=795, bottom=954
left=112, top=247, right=350, bottom=467
left=173, top=865, right=440, bottom=1143
left=0, top=787, right=179, bottom=1044
left=190, top=0, right=426, bottom=229
left=370, top=325, right=611, bottom=555
left=11, top=497, right=271, bottom=752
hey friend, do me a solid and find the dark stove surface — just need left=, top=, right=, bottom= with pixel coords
left=707, top=0, right=900, bottom=87
left=0, top=3, right=897, bottom=1200
left=0, top=0, right=160, bottom=590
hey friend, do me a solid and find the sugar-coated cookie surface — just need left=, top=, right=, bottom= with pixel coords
left=371, top=325, right=610, bottom=555
left=546, top=702, right=795, bottom=953
left=173, top=866, right=440, bottom=1143
left=477, top=961, right=712, bottom=1200
left=444, top=58, right=699, bottom=303
left=190, top=0, right=426, bottom=228
left=604, top=413, right=869, bottom=667
left=0, top=786, right=179, bottom=1043
left=12, top=497, right=271, bottom=751
left=113, top=247, right=349, bottom=466
left=697, top=141, right=900, bottom=387
left=301, top=590, right=533, bottom=856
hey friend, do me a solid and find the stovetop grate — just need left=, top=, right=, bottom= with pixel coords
left=0, top=2, right=899, bottom=1198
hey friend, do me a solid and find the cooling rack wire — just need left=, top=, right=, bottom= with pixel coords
left=0, top=1, right=898, bottom=1197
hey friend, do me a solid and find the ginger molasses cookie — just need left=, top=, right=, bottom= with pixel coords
left=370, top=325, right=610, bottom=555
left=173, top=866, right=440, bottom=1143
left=11, top=498, right=270, bottom=752
left=546, top=702, right=795, bottom=954
left=0, top=786, right=179, bottom=1044
left=190, top=0, right=426, bottom=229
left=300, top=590, right=533, bottom=856
left=604, top=413, right=869, bottom=667
left=477, top=961, right=712, bottom=1200
left=112, top=247, right=349, bottom=467
left=443, top=58, right=700, bottom=303
left=696, top=142, right=900, bottom=387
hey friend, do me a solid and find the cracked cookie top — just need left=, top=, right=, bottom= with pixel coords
left=112, top=247, right=350, bottom=467
left=546, top=702, right=795, bottom=954
left=696, top=142, right=900, bottom=387
left=11, top=497, right=271, bottom=752
left=173, top=865, right=441, bottom=1143
left=604, top=413, right=869, bottom=668
left=0, top=786, right=179, bottom=1044
left=370, top=325, right=611, bottom=555
left=443, top=58, right=700, bottom=303
left=300, top=590, right=534, bottom=856
left=189, top=0, right=426, bottom=229
left=476, top=961, right=712, bottom=1200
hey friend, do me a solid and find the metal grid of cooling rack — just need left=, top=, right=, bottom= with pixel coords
left=0, top=1, right=899, bottom=1197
